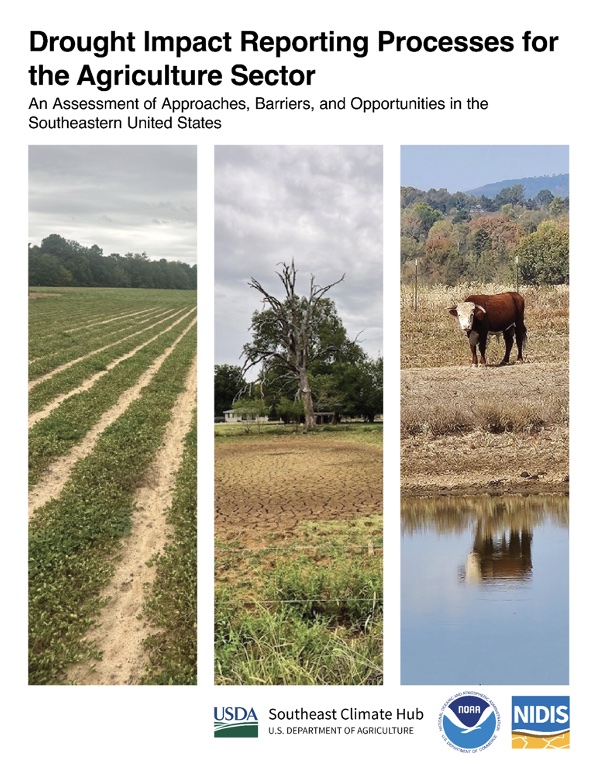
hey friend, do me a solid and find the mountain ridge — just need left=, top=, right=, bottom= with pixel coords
left=466, top=173, right=568, bottom=199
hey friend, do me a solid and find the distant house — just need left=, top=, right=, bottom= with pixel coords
left=224, top=409, right=269, bottom=424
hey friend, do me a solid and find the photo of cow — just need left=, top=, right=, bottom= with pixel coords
left=448, top=291, right=527, bottom=367
left=400, top=145, right=569, bottom=685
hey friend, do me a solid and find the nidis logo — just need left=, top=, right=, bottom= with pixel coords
left=512, top=696, right=570, bottom=749
left=438, top=691, right=499, bottom=752
left=214, top=707, right=258, bottom=738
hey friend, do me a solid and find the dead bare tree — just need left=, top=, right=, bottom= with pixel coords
left=242, top=260, right=345, bottom=430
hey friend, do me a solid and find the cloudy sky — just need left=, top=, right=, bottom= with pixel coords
left=214, top=146, right=383, bottom=369
left=401, top=145, right=569, bottom=193
left=29, top=146, right=197, bottom=263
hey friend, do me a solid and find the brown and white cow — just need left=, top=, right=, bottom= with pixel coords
left=448, top=292, right=527, bottom=367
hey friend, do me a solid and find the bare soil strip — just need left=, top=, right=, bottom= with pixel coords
left=28, top=317, right=197, bottom=519
left=64, top=307, right=161, bottom=333
left=28, top=308, right=190, bottom=390
left=65, top=356, right=197, bottom=685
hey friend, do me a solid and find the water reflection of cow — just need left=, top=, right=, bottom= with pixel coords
left=460, top=522, right=533, bottom=584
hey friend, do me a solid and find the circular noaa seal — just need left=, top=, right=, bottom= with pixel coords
left=438, top=691, right=500, bottom=752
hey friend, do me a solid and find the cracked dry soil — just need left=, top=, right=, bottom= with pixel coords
left=215, top=435, right=384, bottom=549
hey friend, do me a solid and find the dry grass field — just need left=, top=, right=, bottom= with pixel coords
left=401, top=283, right=569, bottom=495
left=402, top=282, right=569, bottom=369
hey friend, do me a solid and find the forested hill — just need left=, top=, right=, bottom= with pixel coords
left=29, top=234, right=197, bottom=290
left=467, top=173, right=568, bottom=200
left=401, top=181, right=569, bottom=286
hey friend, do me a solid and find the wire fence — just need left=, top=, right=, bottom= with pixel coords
left=215, top=538, right=383, bottom=608
left=237, top=596, right=384, bottom=606
left=215, top=541, right=383, bottom=554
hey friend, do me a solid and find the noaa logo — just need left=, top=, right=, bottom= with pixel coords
left=439, top=692, right=499, bottom=752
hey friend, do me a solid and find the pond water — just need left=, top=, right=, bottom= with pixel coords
left=401, top=494, right=568, bottom=685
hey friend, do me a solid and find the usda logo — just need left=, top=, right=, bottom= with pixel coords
left=439, top=691, right=499, bottom=752
left=214, top=707, right=259, bottom=738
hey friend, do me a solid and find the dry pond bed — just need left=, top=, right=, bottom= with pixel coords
left=215, top=434, right=383, bottom=549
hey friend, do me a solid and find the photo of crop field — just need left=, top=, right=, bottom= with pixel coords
left=214, top=146, right=383, bottom=685
left=29, top=287, right=197, bottom=684
left=28, top=146, right=198, bottom=685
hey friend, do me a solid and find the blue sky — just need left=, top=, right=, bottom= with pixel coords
left=401, top=146, right=568, bottom=193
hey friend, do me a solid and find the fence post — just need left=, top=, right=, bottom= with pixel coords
left=414, top=258, right=418, bottom=311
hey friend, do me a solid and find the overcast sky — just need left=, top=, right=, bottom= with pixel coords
left=214, top=146, right=383, bottom=370
left=401, top=145, right=568, bottom=193
left=29, top=146, right=197, bottom=263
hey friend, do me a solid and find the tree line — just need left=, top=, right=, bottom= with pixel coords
left=215, top=353, right=383, bottom=425
left=401, top=183, right=569, bottom=285
left=29, top=234, right=197, bottom=290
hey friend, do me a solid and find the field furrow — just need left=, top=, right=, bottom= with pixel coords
left=28, top=308, right=195, bottom=413
left=63, top=306, right=161, bottom=333
left=29, top=306, right=190, bottom=383
left=29, top=317, right=197, bottom=514
left=28, top=307, right=171, bottom=363
left=65, top=357, right=197, bottom=685
left=142, top=409, right=197, bottom=685
left=28, top=310, right=195, bottom=427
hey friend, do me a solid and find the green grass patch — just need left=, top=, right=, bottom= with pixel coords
left=214, top=516, right=383, bottom=685
left=215, top=421, right=383, bottom=447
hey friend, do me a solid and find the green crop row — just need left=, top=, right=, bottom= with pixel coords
left=29, top=307, right=174, bottom=362
left=29, top=324, right=197, bottom=685
left=29, top=288, right=196, bottom=325
left=29, top=315, right=197, bottom=488
left=29, top=306, right=193, bottom=379
left=29, top=308, right=195, bottom=414
left=141, top=411, right=197, bottom=685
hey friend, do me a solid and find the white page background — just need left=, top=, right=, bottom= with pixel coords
left=5, top=3, right=597, bottom=772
